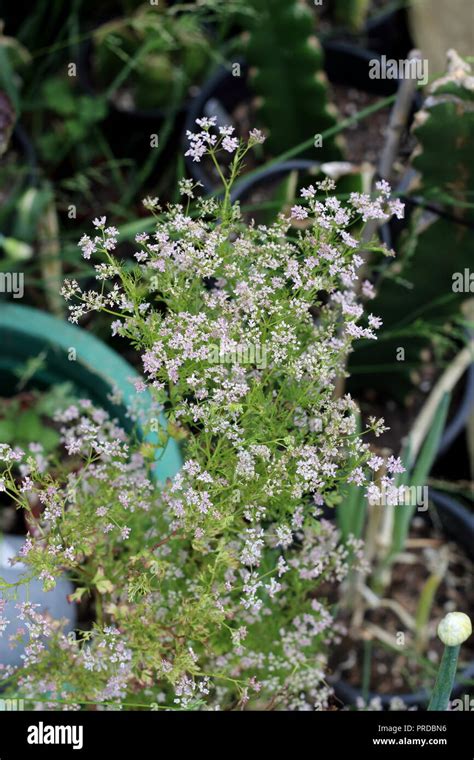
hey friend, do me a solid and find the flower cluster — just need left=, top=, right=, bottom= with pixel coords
left=0, top=126, right=405, bottom=710
left=0, top=401, right=155, bottom=592
left=185, top=117, right=265, bottom=163
left=0, top=600, right=9, bottom=636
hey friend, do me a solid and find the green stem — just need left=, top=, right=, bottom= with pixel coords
left=361, top=639, right=373, bottom=703
left=415, top=571, right=444, bottom=654
left=427, top=645, right=460, bottom=711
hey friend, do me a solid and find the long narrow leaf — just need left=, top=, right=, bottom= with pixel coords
left=391, top=391, right=451, bottom=557
left=337, top=414, right=367, bottom=542
left=337, top=480, right=366, bottom=543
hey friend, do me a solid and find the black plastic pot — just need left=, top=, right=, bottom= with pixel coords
left=183, top=42, right=400, bottom=193
left=0, top=1, right=69, bottom=44
left=323, top=39, right=424, bottom=252
left=321, top=40, right=399, bottom=97
left=323, top=35, right=423, bottom=252
left=77, top=0, right=211, bottom=131
left=430, top=489, right=474, bottom=557
left=78, top=37, right=190, bottom=123
left=6, top=124, right=37, bottom=191
left=364, top=8, right=413, bottom=61
left=231, top=160, right=321, bottom=206
left=437, top=360, right=474, bottom=460
left=325, top=7, right=412, bottom=61
left=77, top=37, right=190, bottom=164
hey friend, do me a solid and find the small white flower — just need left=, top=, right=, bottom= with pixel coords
left=437, top=612, right=472, bottom=646
left=290, top=205, right=308, bottom=221
left=195, top=117, right=216, bottom=129
left=219, top=125, right=235, bottom=137
left=249, top=128, right=266, bottom=145
left=222, top=136, right=239, bottom=153
left=143, top=196, right=160, bottom=210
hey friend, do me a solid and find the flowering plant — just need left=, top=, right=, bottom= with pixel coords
left=0, top=121, right=404, bottom=710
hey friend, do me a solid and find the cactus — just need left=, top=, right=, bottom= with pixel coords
left=349, top=51, right=474, bottom=399
left=410, top=50, right=474, bottom=223
left=244, top=0, right=342, bottom=159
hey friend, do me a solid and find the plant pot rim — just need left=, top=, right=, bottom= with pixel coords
left=230, top=160, right=322, bottom=204
left=437, top=359, right=474, bottom=457
left=0, top=302, right=182, bottom=484
left=183, top=47, right=400, bottom=192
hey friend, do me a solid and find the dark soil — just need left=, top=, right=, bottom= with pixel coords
left=330, top=85, right=390, bottom=166
left=331, top=515, right=474, bottom=697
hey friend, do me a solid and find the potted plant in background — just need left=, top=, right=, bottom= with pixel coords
left=0, top=300, right=181, bottom=668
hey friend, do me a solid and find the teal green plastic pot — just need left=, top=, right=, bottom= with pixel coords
left=0, top=303, right=182, bottom=483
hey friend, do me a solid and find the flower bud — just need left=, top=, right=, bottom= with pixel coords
left=437, top=612, right=472, bottom=646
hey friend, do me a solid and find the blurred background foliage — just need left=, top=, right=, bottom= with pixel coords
left=0, top=0, right=472, bottom=707
left=0, top=0, right=472, bottom=403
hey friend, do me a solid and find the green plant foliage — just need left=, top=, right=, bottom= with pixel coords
left=390, top=391, right=451, bottom=559
left=411, top=58, right=474, bottom=223
left=0, top=383, right=75, bottom=454
left=36, top=77, right=107, bottom=166
left=334, top=0, right=370, bottom=31
left=93, top=6, right=212, bottom=111
left=244, top=0, right=342, bottom=159
left=349, top=53, right=474, bottom=399
left=0, top=91, right=15, bottom=157
left=428, top=644, right=460, bottom=710
left=337, top=413, right=367, bottom=543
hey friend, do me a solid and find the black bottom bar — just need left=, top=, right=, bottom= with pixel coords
left=0, top=710, right=472, bottom=757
